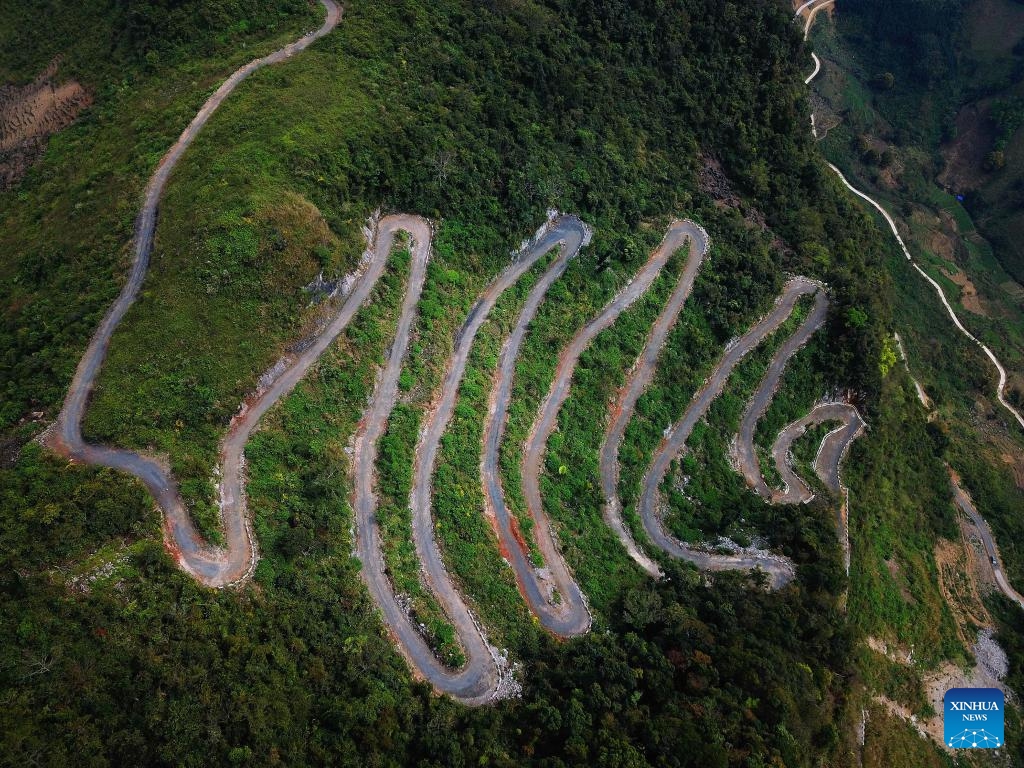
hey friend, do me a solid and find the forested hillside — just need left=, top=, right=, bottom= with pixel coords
left=1, top=0, right=1017, bottom=765
left=808, top=0, right=1024, bottom=763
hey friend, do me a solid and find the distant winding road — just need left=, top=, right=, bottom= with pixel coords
left=799, top=0, right=1024, bottom=431
left=801, top=2, right=1024, bottom=596
left=46, top=0, right=342, bottom=586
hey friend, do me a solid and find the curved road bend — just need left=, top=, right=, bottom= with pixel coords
left=516, top=220, right=708, bottom=630
left=805, top=53, right=821, bottom=85
left=765, top=403, right=865, bottom=504
left=733, top=288, right=828, bottom=501
left=599, top=222, right=711, bottom=578
left=637, top=279, right=828, bottom=589
left=397, top=215, right=590, bottom=702
left=480, top=219, right=592, bottom=637
left=46, top=0, right=342, bottom=586
left=763, top=403, right=864, bottom=573
left=795, top=0, right=835, bottom=40
left=351, top=216, right=503, bottom=705
left=950, top=474, right=1024, bottom=611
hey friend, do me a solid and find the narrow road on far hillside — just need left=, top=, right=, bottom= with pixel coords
left=801, top=3, right=1024, bottom=598
left=799, top=1, right=1024, bottom=431
left=46, top=0, right=341, bottom=587
left=951, top=475, right=1024, bottom=611
left=827, top=163, right=1024, bottom=432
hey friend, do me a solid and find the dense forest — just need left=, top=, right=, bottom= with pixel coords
left=1, top=0, right=1018, bottom=765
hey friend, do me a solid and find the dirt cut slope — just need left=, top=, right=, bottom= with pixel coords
left=0, top=57, right=91, bottom=189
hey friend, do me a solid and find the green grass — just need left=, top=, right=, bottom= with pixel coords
left=429, top=240, right=563, bottom=653
left=503, top=224, right=690, bottom=611
left=497, top=225, right=664, bottom=567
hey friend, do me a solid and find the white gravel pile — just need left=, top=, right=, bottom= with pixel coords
left=973, top=627, right=1009, bottom=682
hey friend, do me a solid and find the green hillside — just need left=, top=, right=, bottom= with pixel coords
left=0, top=0, right=1020, bottom=765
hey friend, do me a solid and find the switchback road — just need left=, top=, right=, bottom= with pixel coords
left=635, top=280, right=831, bottom=589
left=599, top=222, right=710, bottom=578
left=47, top=0, right=342, bottom=586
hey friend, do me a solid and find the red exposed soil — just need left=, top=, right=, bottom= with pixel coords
left=941, top=267, right=990, bottom=317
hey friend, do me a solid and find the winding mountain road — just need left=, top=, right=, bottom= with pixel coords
left=48, top=0, right=1011, bottom=707
left=599, top=222, right=710, bottom=578
left=401, top=215, right=590, bottom=701
left=799, top=0, right=1023, bottom=431
left=801, top=3, right=1024, bottom=597
left=731, top=287, right=864, bottom=570
left=46, top=0, right=342, bottom=586
left=635, top=280, right=833, bottom=589
left=350, top=216, right=521, bottom=705
left=733, top=288, right=829, bottom=502
left=480, top=220, right=592, bottom=637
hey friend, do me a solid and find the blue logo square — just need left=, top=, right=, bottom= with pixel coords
left=944, top=688, right=1004, bottom=749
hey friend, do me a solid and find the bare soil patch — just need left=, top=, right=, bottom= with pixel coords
left=938, top=102, right=995, bottom=193
left=0, top=57, right=91, bottom=189
left=999, top=453, right=1024, bottom=489
left=697, top=153, right=787, bottom=251
left=935, top=536, right=991, bottom=651
left=941, top=267, right=990, bottom=316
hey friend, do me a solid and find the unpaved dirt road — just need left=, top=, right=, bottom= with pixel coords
left=46, top=0, right=342, bottom=586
